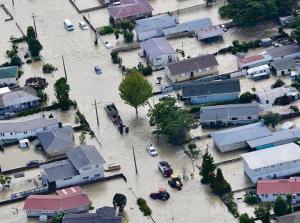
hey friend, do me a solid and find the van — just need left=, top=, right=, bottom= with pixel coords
left=64, top=19, right=74, bottom=31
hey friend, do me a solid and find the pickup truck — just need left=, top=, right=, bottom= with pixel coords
left=158, top=161, right=173, bottom=177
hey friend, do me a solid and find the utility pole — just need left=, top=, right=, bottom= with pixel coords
left=94, top=100, right=99, bottom=127
left=61, top=54, right=68, bottom=80
left=31, top=13, right=38, bottom=38
left=132, top=146, right=138, bottom=174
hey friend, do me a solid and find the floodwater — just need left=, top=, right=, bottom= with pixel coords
left=0, top=0, right=288, bottom=222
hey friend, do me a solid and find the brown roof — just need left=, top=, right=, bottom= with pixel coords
left=238, top=55, right=264, bottom=65
left=166, top=54, right=218, bottom=76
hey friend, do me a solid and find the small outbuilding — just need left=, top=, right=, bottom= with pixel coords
left=0, top=66, right=18, bottom=87
left=270, top=57, right=296, bottom=76
left=195, top=25, right=224, bottom=42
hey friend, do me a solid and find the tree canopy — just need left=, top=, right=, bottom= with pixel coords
left=200, top=149, right=216, bottom=184
left=26, top=26, right=43, bottom=57
left=219, top=0, right=297, bottom=27
left=54, top=77, right=71, bottom=110
left=274, top=196, right=289, bottom=216
left=119, top=70, right=152, bottom=118
left=113, top=193, right=127, bottom=212
left=148, top=98, right=194, bottom=145
left=254, top=203, right=271, bottom=223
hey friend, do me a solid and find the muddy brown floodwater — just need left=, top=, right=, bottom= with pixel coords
left=0, top=0, right=284, bottom=222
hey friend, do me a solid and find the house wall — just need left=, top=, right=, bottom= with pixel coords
left=255, top=138, right=297, bottom=150
left=238, top=59, right=270, bottom=70
left=166, top=66, right=218, bottom=83
left=114, top=11, right=152, bottom=24
left=216, top=140, right=248, bottom=153
left=259, top=193, right=299, bottom=203
left=47, top=144, right=74, bottom=157
left=26, top=204, right=89, bottom=217
left=0, top=77, right=17, bottom=86
left=188, top=92, right=239, bottom=105
left=201, top=114, right=258, bottom=127
left=243, top=158, right=300, bottom=183
left=0, top=100, right=40, bottom=116
left=148, top=53, right=176, bottom=68
left=273, top=67, right=293, bottom=76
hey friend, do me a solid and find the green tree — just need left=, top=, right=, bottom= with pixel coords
left=120, top=20, right=135, bottom=31
left=79, top=131, right=87, bottom=144
left=10, top=55, right=22, bottom=67
left=261, top=112, right=282, bottom=128
left=113, top=193, right=127, bottom=212
left=254, top=203, right=271, bottom=223
left=54, top=77, right=71, bottom=110
left=210, top=168, right=231, bottom=195
left=123, top=30, right=134, bottom=42
left=119, top=70, right=152, bottom=118
left=27, top=26, right=36, bottom=40
left=271, top=79, right=285, bottom=89
left=239, top=213, right=255, bottom=223
left=200, top=149, right=216, bottom=184
left=274, top=196, right=289, bottom=216
left=239, top=92, right=255, bottom=103
left=114, top=29, right=120, bottom=40
left=52, top=213, right=64, bottom=223
left=148, top=98, right=195, bottom=145
left=27, top=38, right=43, bottom=57
left=36, top=89, right=48, bottom=103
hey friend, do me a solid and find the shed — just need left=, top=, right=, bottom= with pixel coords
left=0, top=66, right=18, bottom=86
left=195, top=25, right=224, bottom=42
left=270, top=57, right=296, bottom=76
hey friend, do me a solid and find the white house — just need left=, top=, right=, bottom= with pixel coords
left=257, top=177, right=300, bottom=203
left=41, top=145, right=105, bottom=189
left=140, top=37, right=176, bottom=68
left=241, top=143, right=300, bottom=183
left=0, top=66, right=18, bottom=86
left=256, top=87, right=299, bottom=105
left=211, top=122, right=271, bottom=152
left=0, top=115, right=59, bottom=144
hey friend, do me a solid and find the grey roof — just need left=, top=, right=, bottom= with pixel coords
left=0, top=66, right=18, bottom=79
left=0, top=88, right=40, bottom=108
left=67, top=145, right=105, bottom=171
left=62, top=206, right=122, bottom=223
left=195, top=25, right=224, bottom=40
left=276, top=212, right=300, bottom=223
left=247, top=129, right=296, bottom=148
left=166, top=54, right=218, bottom=76
left=200, top=103, right=260, bottom=122
left=41, top=159, right=78, bottom=182
left=162, top=17, right=212, bottom=36
left=270, top=57, right=296, bottom=71
left=140, top=37, right=176, bottom=58
left=211, top=122, right=272, bottom=147
left=182, top=79, right=240, bottom=97
left=267, top=44, right=300, bottom=59
left=36, top=126, right=74, bottom=153
left=135, top=15, right=178, bottom=33
left=0, top=116, right=58, bottom=134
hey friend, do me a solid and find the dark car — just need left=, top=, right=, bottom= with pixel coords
left=26, top=160, right=43, bottom=167
left=150, top=188, right=170, bottom=201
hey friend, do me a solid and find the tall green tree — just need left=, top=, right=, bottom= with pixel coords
left=148, top=98, right=194, bottom=145
left=274, top=196, right=289, bottom=216
left=254, top=203, right=271, bottom=223
left=27, top=26, right=36, bottom=40
left=239, top=213, right=255, bottom=223
left=119, top=70, right=152, bottom=118
left=54, top=77, right=71, bottom=110
left=26, top=26, right=42, bottom=57
left=113, top=193, right=127, bottom=212
left=200, top=149, right=216, bottom=184
left=210, top=168, right=231, bottom=195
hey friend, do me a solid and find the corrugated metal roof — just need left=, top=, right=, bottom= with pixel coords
left=195, top=25, right=224, bottom=40
left=0, top=66, right=18, bottom=79
left=211, top=122, right=271, bottom=147
left=135, top=15, right=177, bottom=33
left=241, top=143, right=300, bottom=169
left=182, top=79, right=240, bottom=97
left=267, top=44, right=300, bottom=59
left=271, top=57, right=296, bottom=71
left=140, top=37, right=176, bottom=58
left=200, top=103, right=260, bottom=122
left=0, top=88, right=40, bottom=108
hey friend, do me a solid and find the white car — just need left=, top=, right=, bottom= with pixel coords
left=79, top=21, right=89, bottom=30
left=105, top=41, right=113, bottom=49
left=146, top=144, right=158, bottom=156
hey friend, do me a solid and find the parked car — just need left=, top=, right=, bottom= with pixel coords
left=63, top=19, right=74, bottom=31
left=26, top=160, right=43, bottom=167
left=159, top=94, right=175, bottom=101
left=146, top=144, right=158, bottom=156
left=168, top=174, right=183, bottom=190
left=158, top=161, right=173, bottom=177
left=95, top=66, right=102, bottom=74
left=150, top=188, right=170, bottom=201
left=104, top=163, right=121, bottom=172
left=79, top=21, right=89, bottom=30
left=105, top=41, right=113, bottom=49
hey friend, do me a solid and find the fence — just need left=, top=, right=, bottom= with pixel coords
left=68, top=0, right=105, bottom=13
left=0, top=4, right=13, bottom=22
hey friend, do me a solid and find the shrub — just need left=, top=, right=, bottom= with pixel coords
left=43, top=63, right=56, bottom=73
left=223, top=193, right=239, bottom=218
left=111, top=51, right=119, bottom=64
left=137, top=198, right=152, bottom=216
left=244, top=193, right=261, bottom=205
left=99, top=26, right=114, bottom=35
left=11, top=55, right=22, bottom=66
left=290, top=105, right=299, bottom=112
left=271, top=79, right=285, bottom=89
left=124, top=31, right=134, bottom=42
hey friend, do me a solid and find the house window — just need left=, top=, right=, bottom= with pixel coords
left=155, top=57, right=162, bottom=61
left=0, top=133, right=4, bottom=136
left=63, top=177, right=72, bottom=180
left=231, top=117, right=237, bottom=121
left=247, top=116, right=252, bottom=120
left=94, top=174, right=101, bottom=177
left=83, top=176, right=89, bottom=180
left=265, top=194, right=268, bottom=198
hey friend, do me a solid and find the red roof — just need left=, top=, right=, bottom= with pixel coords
left=108, top=0, right=153, bottom=20
left=239, top=55, right=264, bottom=65
left=23, top=186, right=91, bottom=211
left=257, top=177, right=300, bottom=194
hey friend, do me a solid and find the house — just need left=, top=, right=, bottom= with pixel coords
left=0, top=115, right=59, bottom=144
left=140, top=37, right=176, bottom=68
left=0, top=86, right=40, bottom=116
left=165, top=54, right=218, bottom=83
left=276, top=212, right=300, bottom=223
left=107, top=0, right=153, bottom=24
left=135, top=15, right=178, bottom=41
left=41, top=145, right=105, bottom=189
left=247, top=129, right=298, bottom=150
left=195, top=25, right=224, bottom=42
left=257, top=177, right=300, bottom=203
left=266, top=44, right=300, bottom=61
left=181, top=79, right=241, bottom=105
left=23, top=186, right=91, bottom=217
left=241, top=143, right=300, bottom=183
left=0, top=66, right=18, bottom=86
left=256, top=87, right=299, bottom=105
left=162, top=17, right=212, bottom=38
left=36, top=125, right=75, bottom=157
left=62, top=206, right=122, bottom=223
left=279, top=15, right=294, bottom=26
left=200, top=103, right=261, bottom=128
left=211, top=122, right=271, bottom=152
left=270, top=57, right=296, bottom=76
left=237, top=54, right=272, bottom=70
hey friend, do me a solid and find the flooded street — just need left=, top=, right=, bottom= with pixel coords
left=0, top=0, right=288, bottom=222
